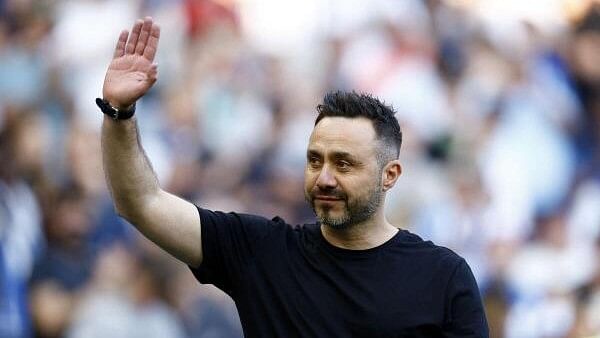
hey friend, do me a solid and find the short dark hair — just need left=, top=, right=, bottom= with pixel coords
left=315, top=91, right=402, bottom=166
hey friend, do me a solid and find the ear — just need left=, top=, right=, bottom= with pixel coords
left=381, top=160, right=402, bottom=192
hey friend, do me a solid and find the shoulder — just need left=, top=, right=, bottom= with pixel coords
left=388, top=229, right=468, bottom=281
left=396, top=231, right=482, bottom=296
left=197, top=207, right=292, bottom=229
left=196, top=207, right=300, bottom=247
left=395, top=228, right=463, bottom=262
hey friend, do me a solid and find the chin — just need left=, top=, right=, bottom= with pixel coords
left=317, top=212, right=351, bottom=230
left=322, top=221, right=351, bottom=230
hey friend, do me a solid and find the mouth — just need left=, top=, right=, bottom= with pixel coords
left=314, top=196, right=343, bottom=201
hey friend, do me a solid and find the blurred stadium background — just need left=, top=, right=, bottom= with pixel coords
left=1, top=0, right=599, bottom=337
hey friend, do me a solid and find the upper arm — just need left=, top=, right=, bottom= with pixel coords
left=131, top=189, right=202, bottom=267
left=188, top=209, right=284, bottom=293
left=444, top=259, right=489, bottom=337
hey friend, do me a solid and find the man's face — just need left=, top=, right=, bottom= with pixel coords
left=304, top=117, right=384, bottom=229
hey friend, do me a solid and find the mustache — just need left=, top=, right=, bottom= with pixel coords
left=309, top=188, right=346, bottom=200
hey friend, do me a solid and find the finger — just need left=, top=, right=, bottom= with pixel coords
left=135, top=17, right=153, bottom=55
left=148, top=63, right=158, bottom=81
left=125, top=19, right=143, bottom=54
left=143, top=24, right=160, bottom=61
left=113, top=30, right=129, bottom=58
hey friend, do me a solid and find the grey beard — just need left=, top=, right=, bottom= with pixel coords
left=308, top=181, right=383, bottom=230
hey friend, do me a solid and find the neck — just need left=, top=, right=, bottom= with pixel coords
left=320, top=208, right=398, bottom=250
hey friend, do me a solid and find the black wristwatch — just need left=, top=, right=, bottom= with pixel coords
left=95, top=98, right=136, bottom=120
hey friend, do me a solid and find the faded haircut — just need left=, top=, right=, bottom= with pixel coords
left=315, top=91, right=402, bottom=168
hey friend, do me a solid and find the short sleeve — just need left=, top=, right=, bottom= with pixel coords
left=189, top=206, right=282, bottom=296
left=443, top=258, right=489, bottom=337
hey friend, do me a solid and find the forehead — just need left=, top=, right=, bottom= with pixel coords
left=308, top=117, right=377, bottom=155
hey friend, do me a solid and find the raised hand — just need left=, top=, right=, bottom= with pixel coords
left=102, top=17, right=160, bottom=110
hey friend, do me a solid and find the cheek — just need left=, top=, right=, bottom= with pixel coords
left=304, top=169, right=316, bottom=192
left=349, top=175, right=379, bottom=196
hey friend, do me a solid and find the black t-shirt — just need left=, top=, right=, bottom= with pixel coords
left=190, top=207, right=489, bottom=337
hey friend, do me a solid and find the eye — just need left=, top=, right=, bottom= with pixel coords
left=336, top=160, right=351, bottom=170
left=308, top=156, right=322, bottom=167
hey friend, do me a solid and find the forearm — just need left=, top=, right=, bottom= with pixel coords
left=101, top=115, right=160, bottom=220
left=99, top=18, right=202, bottom=266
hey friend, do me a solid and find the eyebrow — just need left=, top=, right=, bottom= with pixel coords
left=307, top=149, right=361, bottom=162
left=331, top=151, right=358, bottom=161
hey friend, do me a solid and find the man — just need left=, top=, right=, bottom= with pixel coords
left=100, top=17, right=489, bottom=337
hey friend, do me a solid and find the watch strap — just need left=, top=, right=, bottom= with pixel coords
left=95, top=98, right=136, bottom=120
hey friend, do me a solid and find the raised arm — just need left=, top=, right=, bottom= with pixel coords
left=101, top=17, right=202, bottom=267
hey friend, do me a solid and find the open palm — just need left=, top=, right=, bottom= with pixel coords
left=103, top=17, right=160, bottom=109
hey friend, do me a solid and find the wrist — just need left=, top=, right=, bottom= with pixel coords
left=96, top=98, right=136, bottom=120
left=106, top=99, right=134, bottom=111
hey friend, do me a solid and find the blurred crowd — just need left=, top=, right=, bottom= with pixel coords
left=0, top=0, right=599, bottom=337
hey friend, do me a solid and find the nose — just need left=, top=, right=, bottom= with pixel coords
left=316, top=165, right=337, bottom=190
